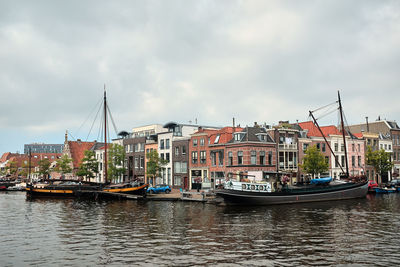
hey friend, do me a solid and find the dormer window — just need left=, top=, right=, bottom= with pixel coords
left=256, top=133, right=268, bottom=142
left=234, top=133, right=244, bottom=142
left=214, top=134, right=220, bottom=144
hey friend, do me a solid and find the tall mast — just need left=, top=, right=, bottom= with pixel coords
left=309, top=111, right=345, bottom=175
left=104, top=85, right=108, bottom=183
left=28, top=148, right=32, bottom=183
left=338, top=91, right=349, bottom=178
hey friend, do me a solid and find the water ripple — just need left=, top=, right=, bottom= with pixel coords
left=2, top=192, right=400, bottom=265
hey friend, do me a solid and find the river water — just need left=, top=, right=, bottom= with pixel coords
left=1, top=192, right=400, bottom=266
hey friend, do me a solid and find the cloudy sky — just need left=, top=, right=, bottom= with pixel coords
left=1, top=0, right=399, bottom=154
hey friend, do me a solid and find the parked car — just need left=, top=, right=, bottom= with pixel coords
left=368, top=180, right=378, bottom=191
left=147, top=184, right=171, bottom=194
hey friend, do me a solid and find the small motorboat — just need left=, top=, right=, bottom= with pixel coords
left=374, top=187, right=397, bottom=193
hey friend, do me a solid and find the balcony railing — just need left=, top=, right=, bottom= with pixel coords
left=278, top=143, right=297, bottom=150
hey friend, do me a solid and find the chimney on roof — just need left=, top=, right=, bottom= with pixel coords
left=366, top=117, right=369, bottom=132
left=233, top=117, right=235, bottom=128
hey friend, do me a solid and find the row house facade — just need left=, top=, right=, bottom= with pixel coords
left=172, top=137, right=190, bottom=189
left=123, top=124, right=166, bottom=183
left=297, top=122, right=365, bottom=180
left=349, top=120, right=400, bottom=180
left=225, top=127, right=277, bottom=182
left=268, top=122, right=300, bottom=183
left=189, top=126, right=276, bottom=190
left=158, top=122, right=219, bottom=188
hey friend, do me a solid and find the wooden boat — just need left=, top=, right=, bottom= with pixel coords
left=102, top=182, right=148, bottom=195
left=216, top=92, right=368, bottom=205
left=216, top=180, right=368, bottom=205
left=26, top=180, right=102, bottom=198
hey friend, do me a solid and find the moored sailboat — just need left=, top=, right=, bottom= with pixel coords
left=216, top=91, right=368, bottom=205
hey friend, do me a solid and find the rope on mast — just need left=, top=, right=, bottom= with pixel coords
left=86, top=99, right=104, bottom=142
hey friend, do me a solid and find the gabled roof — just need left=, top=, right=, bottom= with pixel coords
left=67, top=141, right=96, bottom=168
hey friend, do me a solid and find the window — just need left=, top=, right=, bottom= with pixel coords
left=303, top=144, right=309, bottom=152
left=322, top=143, right=326, bottom=152
left=260, top=151, right=265, bottom=165
left=234, top=133, right=243, bottom=142
left=166, top=153, right=170, bottom=162
left=268, top=151, right=273, bottom=165
left=218, top=151, right=224, bottom=166
left=352, top=144, right=355, bottom=152
left=135, top=143, right=139, bottom=152
left=192, top=151, right=198, bottom=164
left=251, top=151, right=256, bottom=165
left=182, top=146, right=186, bottom=155
left=237, top=151, right=243, bottom=165
left=228, top=152, right=233, bottom=166
left=341, top=155, right=345, bottom=167
left=358, top=144, right=361, bottom=152
left=200, top=138, right=205, bottom=146
left=175, top=147, right=179, bottom=156
left=316, top=143, right=320, bottom=150
left=214, top=134, right=220, bottom=144
left=352, top=156, right=355, bottom=167
left=358, top=156, right=361, bottom=167
left=325, top=156, right=329, bottom=164
left=174, top=176, right=181, bottom=186
left=341, top=144, right=344, bottom=152
left=166, top=139, right=170, bottom=149
left=140, top=156, right=144, bottom=169
left=200, top=151, right=206, bottom=164
left=174, top=162, right=188, bottom=173
left=335, top=156, right=339, bottom=167
left=211, top=152, right=216, bottom=166
left=140, top=143, right=145, bottom=152
left=334, top=143, right=338, bottom=152
left=160, top=153, right=164, bottom=160
left=193, top=139, right=198, bottom=147
left=134, top=157, right=139, bottom=169
left=160, top=140, right=165, bottom=150
left=389, top=145, right=391, bottom=150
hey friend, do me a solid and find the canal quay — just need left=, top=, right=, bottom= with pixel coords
left=1, top=192, right=400, bottom=266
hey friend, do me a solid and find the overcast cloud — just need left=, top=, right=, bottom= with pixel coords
left=1, top=0, right=399, bottom=154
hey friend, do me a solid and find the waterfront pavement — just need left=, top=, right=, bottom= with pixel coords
left=146, top=188, right=215, bottom=203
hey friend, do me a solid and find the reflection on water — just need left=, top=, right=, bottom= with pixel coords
left=1, top=192, right=400, bottom=266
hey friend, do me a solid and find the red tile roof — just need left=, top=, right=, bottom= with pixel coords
left=353, top=133, right=364, bottom=138
left=299, top=121, right=342, bottom=137
left=68, top=141, right=95, bottom=168
left=209, top=127, right=243, bottom=144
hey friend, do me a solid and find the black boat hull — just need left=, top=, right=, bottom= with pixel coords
left=216, top=182, right=368, bottom=205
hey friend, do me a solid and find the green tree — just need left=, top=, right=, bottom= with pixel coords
left=366, top=146, right=393, bottom=181
left=38, top=158, right=51, bottom=179
left=55, top=155, right=73, bottom=177
left=107, top=143, right=126, bottom=183
left=6, top=160, right=18, bottom=177
left=146, top=150, right=167, bottom=186
left=300, top=145, right=329, bottom=178
left=76, top=150, right=99, bottom=181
